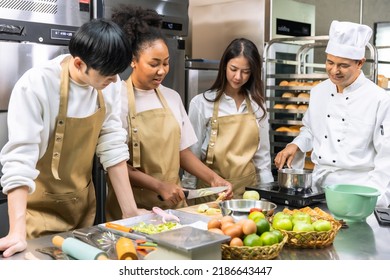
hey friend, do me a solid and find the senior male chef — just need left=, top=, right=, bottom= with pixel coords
left=274, top=20, right=390, bottom=207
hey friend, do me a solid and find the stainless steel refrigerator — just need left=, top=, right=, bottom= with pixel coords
left=95, top=0, right=189, bottom=103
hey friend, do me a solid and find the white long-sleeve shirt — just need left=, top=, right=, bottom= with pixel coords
left=181, top=90, right=274, bottom=189
left=119, top=82, right=198, bottom=151
left=292, top=72, right=390, bottom=206
left=0, top=55, right=129, bottom=194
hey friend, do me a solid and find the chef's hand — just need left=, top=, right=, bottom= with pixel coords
left=210, top=177, right=233, bottom=200
left=0, top=232, right=27, bottom=258
left=274, top=144, right=299, bottom=169
left=158, top=182, right=186, bottom=206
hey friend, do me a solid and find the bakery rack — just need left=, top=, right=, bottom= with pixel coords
left=262, top=36, right=378, bottom=177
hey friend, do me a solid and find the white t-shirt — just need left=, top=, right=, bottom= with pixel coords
left=0, top=54, right=129, bottom=194
left=120, top=82, right=197, bottom=152
left=181, top=90, right=274, bottom=189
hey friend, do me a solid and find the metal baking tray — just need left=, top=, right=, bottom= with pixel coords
left=98, top=209, right=211, bottom=238
left=98, top=209, right=229, bottom=253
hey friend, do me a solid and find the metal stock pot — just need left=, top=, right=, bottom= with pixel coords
left=277, top=168, right=313, bottom=190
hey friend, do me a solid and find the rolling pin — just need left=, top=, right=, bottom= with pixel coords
left=116, top=237, right=138, bottom=260
left=52, top=235, right=109, bottom=260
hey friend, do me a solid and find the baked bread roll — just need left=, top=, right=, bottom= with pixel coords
left=281, top=92, right=295, bottom=98
left=297, top=92, right=310, bottom=99
left=377, top=74, right=389, bottom=88
left=288, top=81, right=300, bottom=86
left=312, top=80, right=321, bottom=86
left=279, top=80, right=289, bottom=86
left=289, top=125, right=301, bottom=132
left=273, top=104, right=285, bottom=109
left=275, top=126, right=291, bottom=132
left=298, top=104, right=308, bottom=111
left=285, top=104, right=298, bottom=110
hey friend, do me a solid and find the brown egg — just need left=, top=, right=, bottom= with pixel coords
left=207, top=218, right=222, bottom=229
left=229, top=237, right=244, bottom=247
left=223, top=224, right=243, bottom=239
left=208, top=228, right=224, bottom=235
left=221, top=221, right=235, bottom=232
left=242, top=219, right=257, bottom=235
left=236, top=219, right=247, bottom=227
left=220, top=215, right=235, bottom=225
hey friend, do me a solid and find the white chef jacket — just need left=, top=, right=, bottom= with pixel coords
left=119, top=82, right=198, bottom=151
left=181, top=90, right=274, bottom=189
left=292, top=72, right=390, bottom=207
left=0, top=54, right=129, bottom=194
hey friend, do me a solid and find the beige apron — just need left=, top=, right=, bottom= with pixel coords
left=26, top=56, right=105, bottom=239
left=105, top=77, right=186, bottom=221
left=197, top=96, right=259, bottom=203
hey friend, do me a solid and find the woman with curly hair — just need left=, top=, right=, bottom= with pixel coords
left=105, top=5, right=232, bottom=220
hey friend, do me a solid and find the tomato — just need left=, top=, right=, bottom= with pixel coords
left=249, top=207, right=263, bottom=213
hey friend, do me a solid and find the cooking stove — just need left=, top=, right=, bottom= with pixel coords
left=246, top=182, right=325, bottom=208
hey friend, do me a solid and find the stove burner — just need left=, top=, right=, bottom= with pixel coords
left=245, top=182, right=326, bottom=208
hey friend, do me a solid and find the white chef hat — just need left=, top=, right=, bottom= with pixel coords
left=325, top=20, right=372, bottom=60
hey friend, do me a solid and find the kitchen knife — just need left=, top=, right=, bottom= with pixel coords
left=183, top=186, right=228, bottom=199
left=157, top=186, right=228, bottom=201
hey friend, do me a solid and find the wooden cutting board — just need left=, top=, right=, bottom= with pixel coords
left=177, top=203, right=223, bottom=220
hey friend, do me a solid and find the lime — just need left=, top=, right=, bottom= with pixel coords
left=243, top=233, right=263, bottom=247
left=255, top=218, right=270, bottom=235
left=260, top=231, right=279, bottom=246
left=270, top=229, right=284, bottom=242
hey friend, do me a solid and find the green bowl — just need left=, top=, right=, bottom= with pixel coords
left=324, top=184, right=380, bottom=223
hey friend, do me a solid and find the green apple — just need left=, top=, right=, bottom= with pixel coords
left=273, top=212, right=292, bottom=221
left=243, top=190, right=260, bottom=200
left=272, top=218, right=293, bottom=231
left=312, top=219, right=332, bottom=231
left=293, top=222, right=315, bottom=232
left=292, top=212, right=312, bottom=225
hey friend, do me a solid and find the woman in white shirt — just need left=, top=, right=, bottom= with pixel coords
left=182, top=38, right=273, bottom=200
left=105, top=6, right=232, bottom=220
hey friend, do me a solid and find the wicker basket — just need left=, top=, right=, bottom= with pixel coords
left=221, top=233, right=288, bottom=260
left=281, top=219, right=342, bottom=249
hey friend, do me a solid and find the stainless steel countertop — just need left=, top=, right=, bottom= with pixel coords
left=1, top=202, right=390, bottom=260
left=275, top=203, right=390, bottom=260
